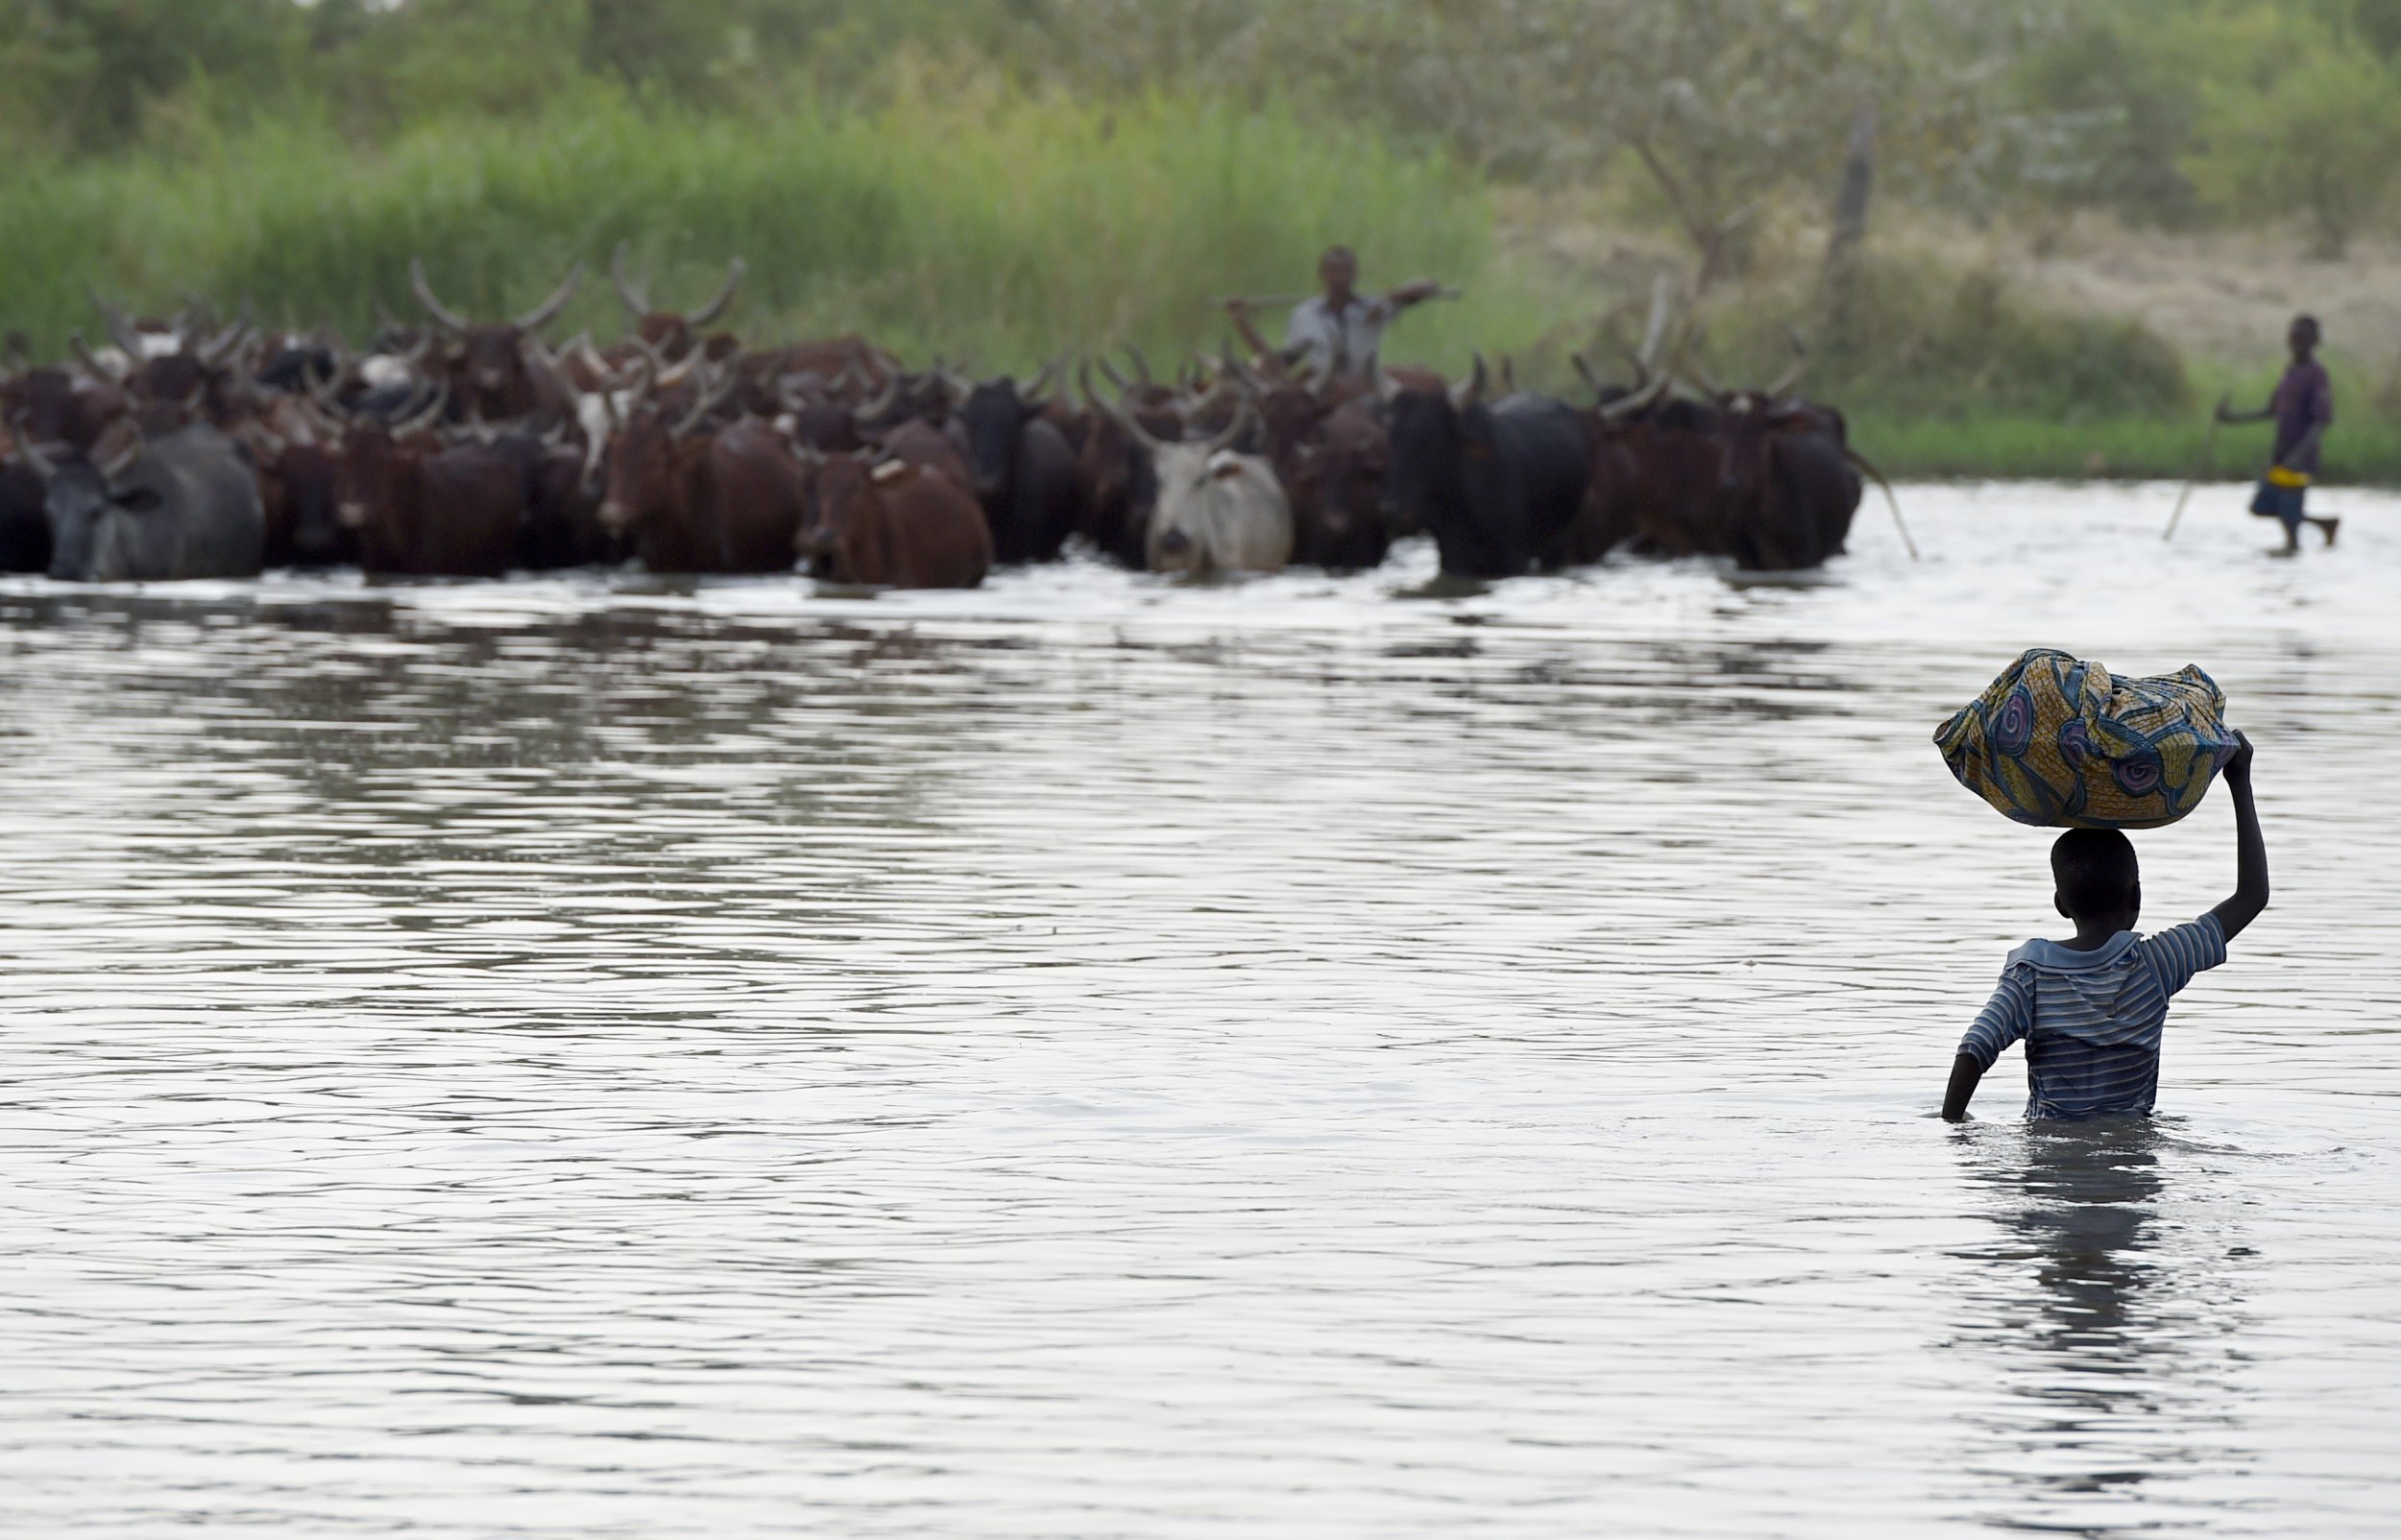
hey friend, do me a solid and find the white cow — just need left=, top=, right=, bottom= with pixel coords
left=1122, top=408, right=1292, bottom=576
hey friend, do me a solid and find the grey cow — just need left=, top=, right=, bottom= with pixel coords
left=27, top=424, right=264, bottom=581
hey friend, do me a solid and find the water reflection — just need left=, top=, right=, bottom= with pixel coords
left=1951, top=1119, right=2250, bottom=1534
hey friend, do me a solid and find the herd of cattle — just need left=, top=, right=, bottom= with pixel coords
left=0, top=255, right=1894, bottom=589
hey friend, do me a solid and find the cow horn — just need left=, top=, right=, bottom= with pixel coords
left=1637, top=273, right=1676, bottom=373
left=1571, top=351, right=1604, bottom=401
left=687, top=258, right=746, bottom=327
left=98, top=424, right=145, bottom=482
left=1019, top=356, right=1060, bottom=403
left=610, top=242, right=650, bottom=318
left=9, top=417, right=57, bottom=482
left=1095, top=353, right=1132, bottom=396
left=1451, top=353, right=1490, bottom=411
left=1124, top=345, right=1156, bottom=387
left=1086, top=371, right=1164, bottom=454
left=1498, top=355, right=1517, bottom=395
left=395, top=382, right=449, bottom=437
left=513, top=262, right=583, bottom=332
left=69, top=332, right=122, bottom=383
left=1221, top=349, right=1264, bottom=395
left=88, top=287, right=147, bottom=359
left=1203, top=402, right=1253, bottom=457
left=1765, top=325, right=1809, bottom=401
left=851, top=371, right=901, bottom=426
left=1595, top=373, right=1672, bottom=421
left=673, top=366, right=734, bottom=436
left=408, top=260, right=471, bottom=332
left=200, top=317, right=253, bottom=368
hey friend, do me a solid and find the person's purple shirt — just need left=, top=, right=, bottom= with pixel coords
left=2270, top=359, right=2334, bottom=475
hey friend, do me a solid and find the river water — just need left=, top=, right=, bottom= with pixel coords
left=2, top=483, right=2398, bottom=1537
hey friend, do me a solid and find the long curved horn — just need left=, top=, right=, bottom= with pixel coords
left=1498, top=355, right=1517, bottom=395
left=850, top=370, right=901, bottom=426
left=408, top=259, right=471, bottom=331
left=673, top=367, right=734, bottom=436
left=1085, top=370, right=1165, bottom=454
left=1124, top=345, right=1155, bottom=386
left=1096, top=353, right=1133, bottom=395
left=394, top=382, right=450, bottom=437
left=513, top=262, right=583, bottom=332
left=1637, top=273, right=1675, bottom=372
left=1595, top=373, right=1672, bottom=421
left=687, top=258, right=746, bottom=327
left=1202, top=402, right=1253, bottom=456
left=610, top=242, right=650, bottom=318
left=1451, top=353, right=1490, bottom=411
left=200, top=318, right=253, bottom=368
left=88, top=286, right=147, bottom=358
left=1765, top=325, right=1809, bottom=400
left=70, top=332, right=123, bottom=382
left=1571, top=352, right=1604, bottom=400
left=1019, top=356, right=1060, bottom=403
left=98, top=424, right=146, bottom=481
left=10, top=418, right=57, bottom=482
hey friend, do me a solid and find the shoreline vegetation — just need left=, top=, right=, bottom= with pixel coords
left=7, top=87, right=2399, bottom=486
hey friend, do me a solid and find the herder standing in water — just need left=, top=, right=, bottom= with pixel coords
left=1225, top=245, right=1445, bottom=383
left=2219, top=314, right=2339, bottom=556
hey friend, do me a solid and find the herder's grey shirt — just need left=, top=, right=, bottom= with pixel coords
left=1283, top=296, right=1395, bottom=380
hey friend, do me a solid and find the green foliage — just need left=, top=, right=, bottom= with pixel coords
left=2183, top=34, right=2401, bottom=257
left=0, top=88, right=1536, bottom=372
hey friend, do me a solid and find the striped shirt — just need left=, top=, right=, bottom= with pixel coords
left=1958, top=914, right=2227, bottom=1119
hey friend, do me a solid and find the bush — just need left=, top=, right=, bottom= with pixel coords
left=1700, top=254, right=2190, bottom=421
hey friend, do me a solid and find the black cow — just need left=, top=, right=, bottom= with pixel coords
left=1, top=456, right=51, bottom=572
left=27, top=423, right=264, bottom=581
left=1385, top=359, right=1591, bottom=578
left=957, top=371, right=1084, bottom=564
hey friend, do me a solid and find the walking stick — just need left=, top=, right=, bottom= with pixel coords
left=2162, top=401, right=2226, bottom=543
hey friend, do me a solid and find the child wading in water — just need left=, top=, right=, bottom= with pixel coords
left=1943, top=734, right=2268, bottom=1121
left=2219, top=315, right=2339, bottom=556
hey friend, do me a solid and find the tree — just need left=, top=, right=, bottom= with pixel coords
left=2185, top=40, right=2401, bottom=257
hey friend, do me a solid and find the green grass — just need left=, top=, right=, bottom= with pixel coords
left=0, top=87, right=1542, bottom=372
left=1852, top=361, right=2401, bottom=484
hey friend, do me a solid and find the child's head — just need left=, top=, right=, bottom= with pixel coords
left=2290, top=313, right=2321, bottom=360
left=2052, top=828, right=2141, bottom=928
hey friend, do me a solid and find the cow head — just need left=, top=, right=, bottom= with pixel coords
left=612, top=243, right=745, bottom=363
left=1289, top=401, right=1389, bottom=546
left=1380, top=357, right=1501, bottom=529
left=411, top=257, right=581, bottom=418
left=802, top=451, right=897, bottom=581
left=22, top=424, right=155, bottom=582
left=957, top=363, right=1059, bottom=500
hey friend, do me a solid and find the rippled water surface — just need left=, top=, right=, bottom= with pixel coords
left=5, top=484, right=2400, bottom=1536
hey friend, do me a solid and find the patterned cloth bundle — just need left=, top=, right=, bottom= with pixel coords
left=1934, top=648, right=2239, bottom=830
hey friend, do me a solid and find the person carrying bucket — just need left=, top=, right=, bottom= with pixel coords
left=2218, top=314, right=2339, bottom=556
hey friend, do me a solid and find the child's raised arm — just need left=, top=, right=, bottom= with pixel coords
left=2210, top=734, right=2268, bottom=942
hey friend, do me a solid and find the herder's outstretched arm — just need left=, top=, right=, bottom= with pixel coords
left=2211, top=734, right=2269, bottom=942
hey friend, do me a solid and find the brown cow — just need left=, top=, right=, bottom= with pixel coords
left=336, top=395, right=526, bottom=577
left=410, top=258, right=581, bottom=423
left=803, top=453, right=992, bottom=590
left=599, top=410, right=812, bottom=574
